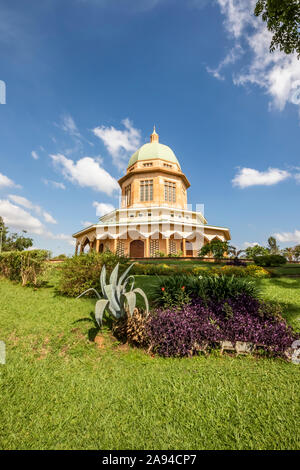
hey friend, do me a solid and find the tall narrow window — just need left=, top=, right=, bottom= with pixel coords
left=164, top=181, right=176, bottom=203
left=140, top=180, right=153, bottom=201
left=124, top=184, right=131, bottom=206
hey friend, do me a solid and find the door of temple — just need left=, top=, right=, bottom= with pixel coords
left=181, top=241, right=193, bottom=256
left=130, top=240, right=144, bottom=258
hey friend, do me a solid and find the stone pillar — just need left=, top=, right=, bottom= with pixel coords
left=75, top=243, right=79, bottom=256
left=145, top=237, right=150, bottom=258
left=96, top=239, right=100, bottom=253
left=80, top=243, right=84, bottom=254
left=182, top=238, right=186, bottom=257
left=165, top=238, right=169, bottom=257
left=89, top=241, right=93, bottom=252
left=114, top=238, right=118, bottom=254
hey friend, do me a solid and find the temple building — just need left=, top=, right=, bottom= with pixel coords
left=73, top=128, right=230, bottom=257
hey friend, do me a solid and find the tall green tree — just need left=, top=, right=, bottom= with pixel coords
left=199, top=239, right=229, bottom=262
left=282, top=247, right=294, bottom=262
left=245, top=245, right=269, bottom=259
left=267, top=236, right=280, bottom=254
left=0, top=217, right=9, bottom=252
left=254, top=0, right=300, bottom=56
left=0, top=217, right=33, bottom=252
left=293, top=245, right=300, bottom=260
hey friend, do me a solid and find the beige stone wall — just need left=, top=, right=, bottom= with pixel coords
left=120, top=158, right=189, bottom=210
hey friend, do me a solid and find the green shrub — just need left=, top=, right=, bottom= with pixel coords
left=57, top=251, right=128, bottom=297
left=151, top=274, right=260, bottom=307
left=253, top=254, right=287, bottom=267
left=219, top=264, right=270, bottom=278
left=131, top=263, right=196, bottom=276
left=53, top=254, right=67, bottom=260
left=0, top=249, right=50, bottom=285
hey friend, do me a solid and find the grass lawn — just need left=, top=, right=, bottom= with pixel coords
left=0, top=267, right=299, bottom=450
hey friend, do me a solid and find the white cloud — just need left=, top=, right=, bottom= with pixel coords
left=93, top=201, right=115, bottom=217
left=0, top=172, right=20, bottom=189
left=43, top=179, right=66, bottom=190
left=243, top=241, right=260, bottom=248
left=81, top=220, right=94, bottom=228
left=211, top=0, right=300, bottom=117
left=0, top=199, right=73, bottom=245
left=232, top=167, right=290, bottom=188
left=50, top=153, right=119, bottom=195
left=59, top=113, right=81, bottom=138
left=0, top=199, right=45, bottom=235
left=93, top=118, right=141, bottom=169
left=273, top=230, right=300, bottom=244
left=44, top=231, right=75, bottom=246
left=206, top=45, right=243, bottom=80
left=43, top=212, right=57, bottom=224
left=31, top=150, right=39, bottom=160
left=8, top=194, right=57, bottom=224
left=295, top=174, right=300, bottom=184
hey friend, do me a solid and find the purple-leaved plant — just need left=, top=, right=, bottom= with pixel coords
left=146, top=294, right=297, bottom=357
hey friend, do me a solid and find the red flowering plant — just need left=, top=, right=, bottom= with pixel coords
left=157, top=281, right=191, bottom=309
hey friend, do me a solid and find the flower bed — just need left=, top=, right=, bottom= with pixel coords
left=131, top=263, right=270, bottom=278
left=146, top=295, right=297, bottom=358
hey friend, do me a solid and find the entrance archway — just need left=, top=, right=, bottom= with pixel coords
left=181, top=240, right=194, bottom=256
left=130, top=240, right=144, bottom=258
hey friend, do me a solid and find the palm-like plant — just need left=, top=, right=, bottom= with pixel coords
left=228, top=245, right=245, bottom=258
left=77, top=262, right=149, bottom=326
left=282, top=247, right=294, bottom=262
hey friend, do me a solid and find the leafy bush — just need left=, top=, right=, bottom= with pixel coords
left=57, top=252, right=128, bottom=297
left=52, top=254, right=67, bottom=260
left=146, top=295, right=297, bottom=357
left=199, top=239, right=229, bottom=261
left=168, top=251, right=183, bottom=258
left=253, top=254, right=287, bottom=267
left=131, top=263, right=195, bottom=276
left=219, top=264, right=270, bottom=278
left=0, top=250, right=50, bottom=285
left=243, top=264, right=271, bottom=278
left=152, top=274, right=260, bottom=307
left=192, top=266, right=210, bottom=275
left=194, top=275, right=260, bottom=303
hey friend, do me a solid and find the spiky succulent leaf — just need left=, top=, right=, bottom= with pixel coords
left=124, top=291, right=137, bottom=317
left=132, top=287, right=149, bottom=315
left=95, top=299, right=109, bottom=326
left=109, top=263, right=119, bottom=290
left=100, top=264, right=107, bottom=296
left=76, top=288, right=101, bottom=300
left=118, top=262, right=136, bottom=287
left=104, top=284, right=121, bottom=314
left=122, top=275, right=135, bottom=293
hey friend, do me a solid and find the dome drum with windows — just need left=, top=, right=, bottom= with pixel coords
left=73, top=127, right=230, bottom=257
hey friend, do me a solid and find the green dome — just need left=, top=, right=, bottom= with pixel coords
left=128, top=142, right=180, bottom=168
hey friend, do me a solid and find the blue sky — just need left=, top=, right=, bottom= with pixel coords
left=0, top=0, right=300, bottom=255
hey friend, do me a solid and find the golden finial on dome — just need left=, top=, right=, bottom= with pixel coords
left=150, top=125, right=159, bottom=143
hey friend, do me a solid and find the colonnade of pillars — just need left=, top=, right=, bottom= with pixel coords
left=75, top=237, right=187, bottom=257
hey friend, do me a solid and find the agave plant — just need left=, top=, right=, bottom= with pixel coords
left=77, top=262, right=149, bottom=326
